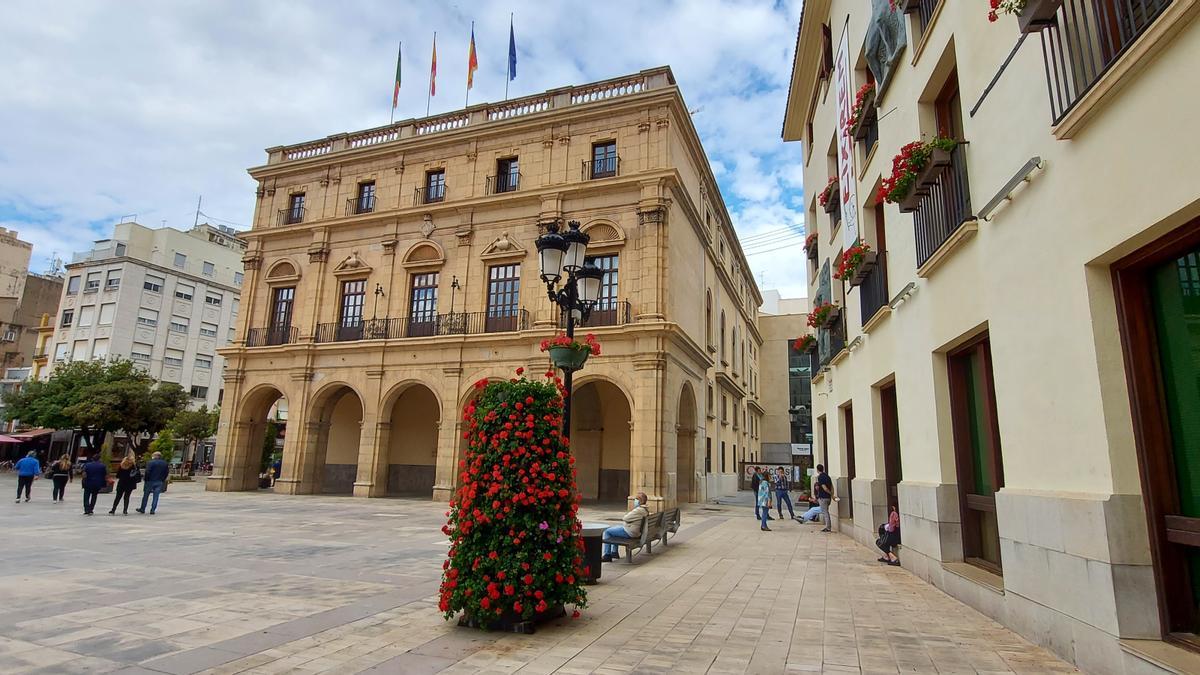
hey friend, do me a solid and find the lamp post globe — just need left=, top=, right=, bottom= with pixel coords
left=561, top=220, right=590, bottom=272
left=576, top=262, right=604, bottom=308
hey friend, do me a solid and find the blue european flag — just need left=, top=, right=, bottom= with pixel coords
left=507, top=18, right=517, bottom=81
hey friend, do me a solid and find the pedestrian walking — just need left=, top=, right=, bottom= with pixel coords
left=81, top=454, right=107, bottom=515
left=137, top=451, right=170, bottom=515
left=757, top=474, right=772, bottom=531
left=108, top=452, right=141, bottom=515
left=813, top=463, right=838, bottom=532
left=774, top=467, right=796, bottom=520
left=48, top=454, right=72, bottom=502
left=877, top=506, right=902, bottom=565
left=14, top=450, right=40, bottom=503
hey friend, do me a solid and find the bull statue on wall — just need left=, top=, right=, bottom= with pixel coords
left=865, top=0, right=908, bottom=97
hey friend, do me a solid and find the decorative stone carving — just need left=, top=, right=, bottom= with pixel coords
left=866, top=0, right=908, bottom=96
left=394, top=162, right=405, bottom=175
left=638, top=121, right=651, bottom=133
left=466, top=151, right=478, bottom=162
left=655, top=118, right=670, bottom=129
left=542, top=139, right=555, bottom=149
left=557, top=135, right=570, bottom=145
left=332, top=251, right=372, bottom=276
left=308, top=247, right=329, bottom=263
left=421, top=213, right=435, bottom=238
left=638, top=207, right=667, bottom=226
left=242, top=253, right=262, bottom=271
left=480, top=232, right=526, bottom=260
left=381, top=238, right=399, bottom=255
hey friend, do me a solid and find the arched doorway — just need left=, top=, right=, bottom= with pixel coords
left=386, top=383, right=440, bottom=496
left=677, top=383, right=698, bottom=503
left=222, top=385, right=288, bottom=492
left=571, top=379, right=632, bottom=503
left=310, top=385, right=363, bottom=495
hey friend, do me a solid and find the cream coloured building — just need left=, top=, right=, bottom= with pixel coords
left=209, top=67, right=763, bottom=508
left=48, top=221, right=246, bottom=410
left=758, top=294, right=812, bottom=471
left=784, top=1, right=1200, bottom=672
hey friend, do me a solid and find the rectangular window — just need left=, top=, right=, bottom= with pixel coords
left=144, top=275, right=164, bottom=293
left=71, top=340, right=88, bottom=361
left=85, top=272, right=101, bottom=292
left=286, top=193, right=305, bottom=224
left=105, top=270, right=121, bottom=290
left=54, top=343, right=69, bottom=360
left=231, top=299, right=240, bottom=316
left=485, top=264, right=521, bottom=332
left=164, top=349, right=184, bottom=368
left=339, top=280, right=366, bottom=328
left=425, top=170, right=446, bottom=203
left=131, top=343, right=153, bottom=361
left=202, top=261, right=215, bottom=277
left=355, top=181, right=376, bottom=214
left=66, top=276, right=80, bottom=295
left=721, top=394, right=728, bottom=424
left=91, top=338, right=109, bottom=360
left=582, top=254, right=619, bottom=326
left=195, top=355, right=212, bottom=369
left=271, top=287, right=295, bottom=331
left=199, top=322, right=218, bottom=337
left=174, top=252, right=187, bottom=269
left=189, top=385, right=208, bottom=399
left=78, top=306, right=95, bottom=327
left=721, top=441, right=727, bottom=473
left=205, top=293, right=223, bottom=307
left=705, top=438, right=712, bottom=473
left=591, top=141, right=617, bottom=179
left=948, top=335, right=1006, bottom=573
left=495, top=158, right=519, bottom=193
left=169, top=317, right=189, bottom=333
left=137, top=308, right=159, bottom=327
left=233, top=272, right=243, bottom=286
left=60, top=309, right=74, bottom=328
left=98, top=303, right=115, bottom=325
left=408, top=272, right=439, bottom=337
left=175, top=284, right=193, bottom=301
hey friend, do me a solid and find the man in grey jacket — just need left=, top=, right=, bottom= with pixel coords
left=601, top=491, right=649, bottom=562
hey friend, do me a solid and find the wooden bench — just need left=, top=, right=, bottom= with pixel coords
left=604, top=511, right=664, bottom=563
left=659, top=508, right=681, bottom=546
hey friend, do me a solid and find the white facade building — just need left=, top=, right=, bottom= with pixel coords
left=48, top=221, right=246, bottom=410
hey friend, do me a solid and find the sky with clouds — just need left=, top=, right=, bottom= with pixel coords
left=0, top=0, right=808, bottom=298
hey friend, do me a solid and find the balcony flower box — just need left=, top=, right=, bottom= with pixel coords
left=793, top=334, right=818, bottom=354
left=541, top=332, right=601, bottom=373
left=987, top=0, right=1062, bottom=33
left=878, top=137, right=958, bottom=214
left=833, top=240, right=877, bottom=287
left=805, top=232, right=819, bottom=261
left=846, top=83, right=876, bottom=142
left=808, top=302, right=841, bottom=330
left=819, top=177, right=840, bottom=214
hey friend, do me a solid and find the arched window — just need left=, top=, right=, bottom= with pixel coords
left=705, top=291, right=713, bottom=348
left=720, top=311, right=727, bottom=365
left=732, top=326, right=739, bottom=371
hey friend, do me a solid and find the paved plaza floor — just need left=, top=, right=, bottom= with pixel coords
left=0, top=476, right=1077, bottom=674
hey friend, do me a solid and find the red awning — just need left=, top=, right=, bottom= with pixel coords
left=0, top=434, right=23, bottom=443
left=9, top=428, right=54, bottom=440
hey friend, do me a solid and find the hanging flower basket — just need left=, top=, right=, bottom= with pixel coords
left=805, top=232, right=819, bottom=261
left=988, top=0, right=1062, bottom=32
left=877, top=137, right=958, bottom=213
left=808, top=302, right=841, bottom=330
left=818, top=177, right=840, bottom=214
left=541, top=333, right=601, bottom=373
left=846, top=83, right=877, bottom=142
left=793, top=334, right=818, bottom=353
left=833, top=240, right=877, bottom=287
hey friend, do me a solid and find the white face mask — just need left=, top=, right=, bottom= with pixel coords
left=633, top=499, right=640, bottom=508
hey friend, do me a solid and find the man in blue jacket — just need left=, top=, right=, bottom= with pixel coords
left=136, top=451, right=170, bottom=515
left=81, top=454, right=108, bottom=515
left=14, top=450, right=40, bottom=502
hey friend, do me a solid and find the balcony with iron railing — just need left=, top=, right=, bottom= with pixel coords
left=246, top=326, right=300, bottom=347
left=1039, top=0, right=1172, bottom=124
left=345, top=195, right=376, bottom=216
left=310, top=309, right=531, bottom=344
left=414, top=184, right=446, bottom=206
left=277, top=206, right=305, bottom=226
left=897, top=0, right=944, bottom=34
left=556, top=300, right=632, bottom=329
left=859, top=252, right=889, bottom=327
left=582, top=156, right=620, bottom=180
left=910, top=143, right=974, bottom=269
left=486, top=173, right=521, bottom=195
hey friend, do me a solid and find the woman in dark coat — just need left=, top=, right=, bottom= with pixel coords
left=877, top=505, right=902, bottom=566
left=81, top=455, right=107, bottom=515
left=48, top=454, right=72, bottom=502
left=108, top=453, right=140, bottom=515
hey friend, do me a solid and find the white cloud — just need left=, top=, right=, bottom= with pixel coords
left=0, top=0, right=807, bottom=298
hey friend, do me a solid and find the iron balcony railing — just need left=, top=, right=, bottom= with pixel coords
left=1040, top=0, right=1171, bottom=124
left=582, top=156, right=620, bottom=180
left=246, top=326, right=299, bottom=347
left=556, top=300, right=631, bottom=329
left=915, top=0, right=943, bottom=34
left=859, top=252, right=889, bottom=327
left=818, top=316, right=846, bottom=369
left=829, top=197, right=842, bottom=227
left=486, top=173, right=521, bottom=195
left=278, top=206, right=305, bottom=226
left=862, top=115, right=879, bottom=153
left=313, top=310, right=531, bottom=343
left=415, top=184, right=446, bottom=205
left=913, top=143, right=973, bottom=268
left=346, top=195, right=376, bottom=215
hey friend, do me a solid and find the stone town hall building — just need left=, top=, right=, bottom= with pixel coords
left=209, top=67, right=765, bottom=508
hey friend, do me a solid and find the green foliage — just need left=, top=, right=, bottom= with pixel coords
left=150, top=430, right=176, bottom=463
left=171, top=405, right=219, bottom=464
left=261, top=420, right=280, bottom=473
left=439, top=373, right=588, bottom=624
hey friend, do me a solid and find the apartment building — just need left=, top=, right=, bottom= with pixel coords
left=759, top=294, right=813, bottom=477
left=784, top=1, right=1200, bottom=671
left=208, top=67, right=763, bottom=507
left=48, top=221, right=246, bottom=410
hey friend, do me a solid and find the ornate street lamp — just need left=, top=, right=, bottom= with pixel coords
left=536, top=220, right=604, bottom=435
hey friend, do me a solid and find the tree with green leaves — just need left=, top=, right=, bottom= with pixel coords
left=3, top=359, right=190, bottom=457
left=150, top=430, right=177, bottom=463
left=171, top=405, right=219, bottom=466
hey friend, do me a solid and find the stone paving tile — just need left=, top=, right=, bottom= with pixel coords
left=0, top=476, right=1080, bottom=674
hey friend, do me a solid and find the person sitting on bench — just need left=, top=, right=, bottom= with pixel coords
left=602, top=492, right=649, bottom=562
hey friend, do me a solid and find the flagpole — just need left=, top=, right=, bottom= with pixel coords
left=505, top=13, right=512, bottom=100
left=427, top=32, right=436, bottom=117
left=390, top=41, right=401, bottom=125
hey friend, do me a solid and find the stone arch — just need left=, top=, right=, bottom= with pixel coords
left=307, top=382, right=365, bottom=495
left=216, top=383, right=289, bottom=492
left=381, top=380, right=442, bottom=496
left=570, top=375, right=634, bottom=503
left=677, top=382, right=699, bottom=503
left=581, top=219, right=625, bottom=247
left=266, top=259, right=301, bottom=280
left=402, top=241, right=446, bottom=268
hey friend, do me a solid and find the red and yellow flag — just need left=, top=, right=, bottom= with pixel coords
left=467, top=24, right=478, bottom=90
left=429, top=34, right=437, bottom=97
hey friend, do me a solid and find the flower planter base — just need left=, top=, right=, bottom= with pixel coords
left=898, top=187, right=926, bottom=213
left=1018, top=0, right=1062, bottom=34
left=849, top=90, right=877, bottom=141
left=916, top=148, right=952, bottom=188
left=849, top=251, right=879, bottom=287
left=806, top=246, right=818, bottom=261
left=548, top=345, right=589, bottom=372
left=458, top=604, right=566, bottom=634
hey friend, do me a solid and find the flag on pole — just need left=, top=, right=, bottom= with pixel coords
left=391, top=42, right=402, bottom=110
left=467, top=23, right=478, bottom=90
left=430, top=35, right=438, bottom=97
left=507, top=17, right=517, bottom=82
